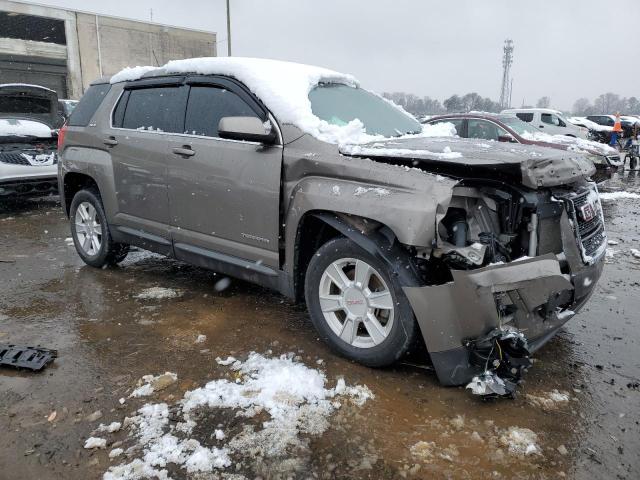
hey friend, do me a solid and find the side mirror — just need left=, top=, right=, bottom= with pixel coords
left=218, top=116, right=277, bottom=144
left=498, top=133, right=516, bottom=143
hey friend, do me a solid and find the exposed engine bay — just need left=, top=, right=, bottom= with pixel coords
left=406, top=180, right=607, bottom=398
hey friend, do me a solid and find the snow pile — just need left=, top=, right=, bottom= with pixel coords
left=109, top=57, right=456, bottom=148
left=499, top=427, right=540, bottom=456
left=130, top=372, right=178, bottom=398
left=111, top=57, right=361, bottom=144
left=135, top=287, right=182, bottom=300
left=84, top=437, right=107, bottom=449
left=105, top=353, right=372, bottom=479
left=0, top=118, right=52, bottom=138
left=599, top=191, right=640, bottom=201
left=568, top=116, right=613, bottom=132
left=341, top=143, right=462, bottom=160
left=520, top=131, right=617, bottom=156
left=98, top=422, right=122, bottom=433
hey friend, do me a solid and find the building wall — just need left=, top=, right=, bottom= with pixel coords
left=75, top=13, right=217, bottom=91
left=0, top=0, right=216, bottom=99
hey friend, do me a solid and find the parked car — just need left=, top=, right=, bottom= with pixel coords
left=586, top=114, right=637, bottom=138
left=568, top=116, right=614, bottom=143
left=502, top=108, right=589, bottom=139
left=0, top=84, right=59, bottom=198
left=58, top=58, right=606, bottom=392
left=423, top=113, right=620, bottom=182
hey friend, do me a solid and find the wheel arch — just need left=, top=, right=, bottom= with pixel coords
left=292, top=210, right=423, bottom=302
left=62, top=172, right=100, bottom=216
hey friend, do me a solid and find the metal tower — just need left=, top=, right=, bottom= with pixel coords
left=499, top=39, right=514, bottom=109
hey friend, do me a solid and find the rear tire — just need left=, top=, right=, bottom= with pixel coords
left=69, top=188, right=129, bottom=268
left=304, top=237, right=417, bottom=367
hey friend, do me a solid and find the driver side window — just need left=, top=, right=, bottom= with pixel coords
left=184, top=86, right=259, bottom=138
left=541, top=113, right=562, bottom=127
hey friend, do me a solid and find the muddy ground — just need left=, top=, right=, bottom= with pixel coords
left=1, top=171, right=639, bottom=480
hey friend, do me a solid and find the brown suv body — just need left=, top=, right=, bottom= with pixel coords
left=58, top=62, right=606, bottom=388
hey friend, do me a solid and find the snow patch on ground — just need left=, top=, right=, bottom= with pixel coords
left=499, top=427, right=540, bottom=456
left=84, top=437, right=107, bottom=449
left=130, top=372, right=178, bottom=398
left=525, top=390, right=570, bottom=411
left=135, top=287, right=182, bottom=300
left=104, top=353, right=373, bottom=479
left=599, top=191, right=640, bottom=201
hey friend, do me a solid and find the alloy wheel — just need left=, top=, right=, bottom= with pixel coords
left=318, top=258, right=395, bottom=349
left=74, top=201, right=103, bottom=256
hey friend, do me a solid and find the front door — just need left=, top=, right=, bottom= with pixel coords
left=166, top=79, right=283, bottom=269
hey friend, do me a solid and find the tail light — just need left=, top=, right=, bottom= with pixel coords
left=57, top=124, right=68, bottom=151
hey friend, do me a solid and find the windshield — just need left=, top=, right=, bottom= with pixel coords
left=498, top=115, right=541, bottom=136
left=309, top=84, right=422, bottom=137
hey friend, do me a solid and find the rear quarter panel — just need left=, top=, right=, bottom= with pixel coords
left=59, top=85, right=123, bottom=221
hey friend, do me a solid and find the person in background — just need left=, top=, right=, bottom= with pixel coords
left=610, top=112, right=623, bottom=148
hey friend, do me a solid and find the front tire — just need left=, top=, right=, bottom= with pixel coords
left=304, top=237, right=417, bottom=367
left=70, top=188, right=129, bottom=268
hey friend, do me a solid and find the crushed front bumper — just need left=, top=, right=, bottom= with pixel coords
left=403, top=213, right=605, bottom=386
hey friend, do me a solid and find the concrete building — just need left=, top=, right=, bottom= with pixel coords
left=0, top=0, right=217, bottom=99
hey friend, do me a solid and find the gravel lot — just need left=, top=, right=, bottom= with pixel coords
left=1, top=171, right=639, bottom=480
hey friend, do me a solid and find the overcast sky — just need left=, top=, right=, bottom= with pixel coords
left=27, top=0, right=640, bottom=110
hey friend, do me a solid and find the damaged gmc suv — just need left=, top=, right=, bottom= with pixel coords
left=58, top=58, right=606, bottom=395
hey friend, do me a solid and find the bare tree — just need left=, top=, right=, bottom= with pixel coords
left=536, top=96, right=551, bottom=108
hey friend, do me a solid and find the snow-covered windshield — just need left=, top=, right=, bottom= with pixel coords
left=498, top=115, right=541, bottom=136
left=309, top=84, right=422, bottom=137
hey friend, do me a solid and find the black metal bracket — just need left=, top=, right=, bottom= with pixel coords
left=0, top=344, right=57, bottom=371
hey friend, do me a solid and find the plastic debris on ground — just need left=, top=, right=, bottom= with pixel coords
left=0, top=344, right=57, bottom=371
left=465, top=326, right=533, bottom=399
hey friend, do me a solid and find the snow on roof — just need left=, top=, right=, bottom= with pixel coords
left=111, top=57, right=362, bottom=143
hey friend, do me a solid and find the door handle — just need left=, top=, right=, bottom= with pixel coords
left=539, top=125, right=544, bottom=128
left=103, top=136, right=118, bottom=146
left=172, top=146, right=195, bottom=157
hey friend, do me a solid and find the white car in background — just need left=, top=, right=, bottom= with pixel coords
left=0, top=84, right=59, bottom=198
left=501, top=108, right=589, bottom=139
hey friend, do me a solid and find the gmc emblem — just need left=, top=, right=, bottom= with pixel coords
left=579, top=203, right=596, bottom=222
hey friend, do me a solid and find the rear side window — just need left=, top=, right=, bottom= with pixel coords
left=68, top=84, right=111, bottom=126
left=184, top=86, right=260, bottom=137
left=121, top=86, right=186, bottom=133
left=515, top=112, right=534, bottom=123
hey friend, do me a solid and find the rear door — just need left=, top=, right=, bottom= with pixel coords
left=108, top=80, right=188, bottom=252
left=165, top=77, right=283, bottom=269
